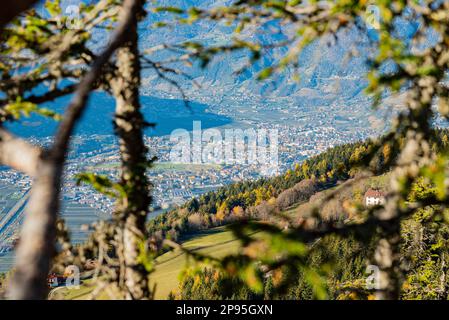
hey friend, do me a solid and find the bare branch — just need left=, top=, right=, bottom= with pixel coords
left=52, top=0, right=143, bottom=160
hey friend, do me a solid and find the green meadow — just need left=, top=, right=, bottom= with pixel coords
left=57, top=226, right=243, bottom=300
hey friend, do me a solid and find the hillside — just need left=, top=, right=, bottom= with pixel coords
left=45, top=130, right=448, bottom=300
left=54, top=227, right=246, bottom=300
left=55, top=172, right=387, bottom=300
left=150, top=227, right=248, bottom=299
left=152, top=174, right=388, bottom=299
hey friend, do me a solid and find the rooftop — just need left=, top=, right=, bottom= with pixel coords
left=364, top=188, right=385, bottom=198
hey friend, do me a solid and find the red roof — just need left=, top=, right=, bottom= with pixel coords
left=364, top=188, right=385, bottom=198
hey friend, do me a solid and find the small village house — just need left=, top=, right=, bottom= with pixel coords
left=364, top=188, right=385, bottom=207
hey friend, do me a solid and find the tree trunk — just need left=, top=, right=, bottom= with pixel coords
left=111, top=0, right=151, bottom=299
left=7, top=155, right=61, bottom=299
left=6, top=0, right=142, bottom=299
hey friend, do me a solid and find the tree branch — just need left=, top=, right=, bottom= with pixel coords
left=51, top=0, right=142, bottom=160
left=0, top=0, right=40, bottom=30
left=0, top=127, right=41, bottom=176
left=7, top=0, right=142, bottom=300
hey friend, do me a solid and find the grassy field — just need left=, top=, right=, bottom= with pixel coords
left=150, top=227, right=245, bottom=299
left=56, top=226, right=246, bottom=300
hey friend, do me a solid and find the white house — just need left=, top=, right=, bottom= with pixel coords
left=364, top=188, right=385, bottom=207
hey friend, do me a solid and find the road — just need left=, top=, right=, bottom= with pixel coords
left=0, top=190, right=30, bottom=244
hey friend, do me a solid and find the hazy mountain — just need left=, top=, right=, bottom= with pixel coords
left=138, top=0, right=375, bottom=104
left=33, top=1, right=422, bottom=134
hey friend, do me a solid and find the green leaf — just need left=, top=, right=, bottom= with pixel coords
left=153, top=7, right=184, bottom=14
left=257, top=67, right=274, bottom=80
left=240, top=264, right=263, bottom=293
left=4, top=100, right=61, bottom=121
left=76, top=173, right=126, bottom=199
left=45, top=0, right=61, bottom=16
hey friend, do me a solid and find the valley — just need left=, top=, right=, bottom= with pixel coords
left=52, top=171, right=388, bottom=300
left=0, top=88, right=380, bottom=275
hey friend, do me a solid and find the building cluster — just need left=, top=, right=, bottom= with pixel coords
left=0, top=122, right=370, bottom=217
left=0, top=91, right=379, bottom=218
